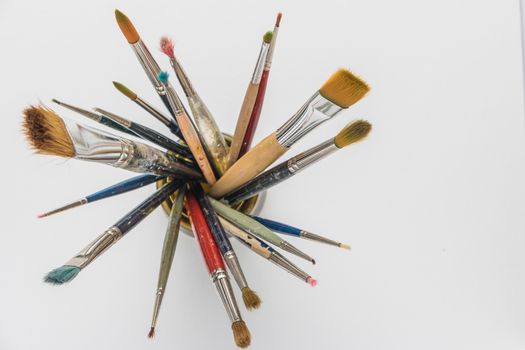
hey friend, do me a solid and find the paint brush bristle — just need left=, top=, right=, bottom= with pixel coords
left=115, top=9, right=140, bottom=44
left=158, top=71, right=169, bottom=84
left=275, top=13, right=282, bottom=27
left=232, top=320, right=251, bottom=348
left=44, top=265, right=80, bottom=285
left=319, top=69, right=370, bottom=108
left=160, top=36, right=175, bottom=59
left=113, top=81, right=137, bottom=100
left=241, top=287, right=262, bottom=310
left=334, top=120, right=372, bottom=148
left=22, top=105, right=75, bottom=157
left=148, top=327, right=155, bottom=338
left=340, top=243, right=351, bottom=250
left=263, top=31, right=273, bottom=44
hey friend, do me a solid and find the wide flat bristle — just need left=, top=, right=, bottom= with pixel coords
left=242, top=287, right=262, bottom=310
left=232, top=320, right=251, bottom=348
left=113, top=81, right=137, bottom=100
left=115, top=9, right=140, bottom=44
left=22, top=105, right=75, bottom=158
left=319, top=69, right=370, bottom=108
left=160, top=36, right=175, bottom=58
left=44, top=265, right=80, bottom=285
left=276, top=13, right=282, bottom=27
left=263, top=31, right=273, bottom=43
left=334, top=119, right=372, bottom=148
left=148, top=327, right=155, bottom=338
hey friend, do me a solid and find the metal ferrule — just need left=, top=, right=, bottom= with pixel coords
left=287, top=139, right=338, bottom=174
left=278, top=240, right=314, bottom=263
left=53, top=100, right=102, bottom=122
left=150, top=287, right=164, bottom=327
left=171, top=57, right=196, bottom=97
left=276, top=92, right=343, bottom=147
left=269, top=251, right=311, bottom=283
left=264, top=26, right=279, bottom=69
left=95, top=109, right=132, bottom=128
left=65, top=226, right=123, bottom=269
left=135, top=96, right=172, bottom=126
left=251, top=42, right=270, bottom=84
left=211, top=268, right=242, bottom=323
left=42, top=198, right=88, bottom=217
left=300, top=230, right=342, bottom=248
left=222, top=250, right=249, bottom=290
left=131, top=40, right=165, bottom=94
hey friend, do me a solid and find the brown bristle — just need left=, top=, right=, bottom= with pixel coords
left=115, top=9, right=140, bottom=44
left=232, top=320, right=251, bottom=348
left=148, top=327, right=155, bottom=338
left=22, top=105, right=75, bottom=157
left=241, top=287, right=262, bottom=310
left=276, top=13, right=282, bottom=27
left=334, top=119, right=372, bottom=148
left=319, top=69, right=370, bottom=108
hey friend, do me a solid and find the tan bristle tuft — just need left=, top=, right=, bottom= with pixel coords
left=232, top=320, right=251, bottom=348
left=113, top=81, right=137, bottom=100
left=242, top=287, right=262, bottom=310
left=115, top=9, right=139, bottom=44
left=340, top=243, right=351, bottom=250
left=334, top=120, right=372, bottom=148
left=319, top=69, right=370, bottom=108
left=276, top=13, right=282, bottom=27
left=263, top=31, right=273, bottom=44
left=22, top=105, right=75, bottom=157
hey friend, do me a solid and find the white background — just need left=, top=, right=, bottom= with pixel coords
left=1, top=0, right=524, bottom=349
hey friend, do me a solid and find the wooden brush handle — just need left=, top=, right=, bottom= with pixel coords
left=210, top=131, right=287, bottom=198
left=219, top=218, right=272, bottom=259
left=227, top=83, right=259, bottom=167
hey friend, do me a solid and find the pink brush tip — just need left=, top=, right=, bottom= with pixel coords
left=37, top=214, right=45, bottom=219
left=159, top=36, right=175, bottom=58
left=306, top=277, right=317, bottom=287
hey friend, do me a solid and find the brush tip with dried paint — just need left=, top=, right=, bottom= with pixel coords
left=320, top=69, right=370, bottom=108
left=115, top=9, right=139, bottom=44
left=113, top=81, right=137, bottom=100
left=241, top=287, right=262, bottom=310
left=232, top=320, right=251, bottom=348
left=160, top=36, right=175, bottom=59
left=158, top=71, right=169, bottom=84
left=148, top=327, right=155, bottom=338
left=263, top=31, right=273, bottom=44
left=44, top=265, right=80, bottom=285
left=306, top=277, right=317, bottom=287
left=334, top=119, right=372, bottom=148
left=276, top=13, right=282, bottom=27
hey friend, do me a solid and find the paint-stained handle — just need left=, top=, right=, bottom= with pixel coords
left=219, top=218, right=272, bottom=259
left=210, top=132, right=287, bottom=198
left=251, top=216, right=302, bottom=237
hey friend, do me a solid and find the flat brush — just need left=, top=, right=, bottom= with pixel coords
left=224, top=120, right=372, bottom=203
left=149, top=186, right=186, bottom=338
left=219, top=217, right=317, bottom=286
left=160, top=37, right=229, bottom=175
left=190, top=184, right=260, bottom=310
left=209, top=197, right=315, bottom=264
left=22, top=105, right=201, bottom=179
left=185, top=190, right=251, bottom=348
left=38, top=174, right=163, bottom=218
left=210, top=69, right=370, bottom=198
left=238, top=13, right=282, bottom=157
left=44, top=180, right=182, bottom=285
left=227, top=31, right=273, bottom=168
left=252, top=216, right=350, bottom=250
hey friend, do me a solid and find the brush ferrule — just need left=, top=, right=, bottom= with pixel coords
left=251, top=42, right=270, bottom=84
left=278, top=240, right=314, bottom=263
left=276, top=92, right=343, bottom=147
left=42, top=198, right=88, bottom=217
left=150, top=287, right=164, bottom=328
left=135, top=97, right=172, bottom=126
left=222, top=250, right=249, bottom=290
left=300, top=230, right=342, bottom=248
left=287, top=140, right=337, bottom=173
left=211, top=268, right=242, bottom=323
left=264, top=26, right=279, bottom=69
left=131, top=40, right=165, bottom=93
left=268, top=251, right=312, bottom=283
left=171, top=57, right=196, bottom=97
left=65, top=226, right=123, bottom=269
left=95, top=109, right=132, bottom=128
left=53, top=100, right=102, bottom=122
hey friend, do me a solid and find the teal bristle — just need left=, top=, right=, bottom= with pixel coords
left=44, top=265, right=81, bottom=285
left=158, top=71, right=169, bottom=84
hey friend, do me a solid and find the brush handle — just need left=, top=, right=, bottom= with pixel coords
left=228, top=82, right=259, bottom=167
left=114, top=180, right=181, bottom=234
left=209, top=132, right=287, bottom=198
left=99, top=116, right=138, bottom=137
left=128, top=121, right=193, bottom=160
left=185, top=190, right=225, bottom=274
left=251, top=216, right=301, bottom=236
left=86, top=174, right=163, bottom=203
left=238, top=69, right=269, bottom=157
left=219, top=218, right=272, bottom=259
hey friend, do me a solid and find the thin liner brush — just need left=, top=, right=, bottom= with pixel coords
left=224, top=120, right=372, bottom=203
left=149, top=186, right=186, bottom=338
left=219, top=217, right=317, bottom=286
left=185, top=191, right=251, bottom=348
left=227, top=31, right=273, bottom=168
left=160, top=37, right=229, bottom=176
left=238, top=14, right=282, bottom=157
left=209, top=197, right=315, bottom=264
left=44, top=180, right=182, bottom=285
left=38, top=174, right=163, bottom=218
left=190, top=184, right=261, bottom=310
left=210, top=69, right=370, bottom=198
left=252, top=216, right=350, bottom=250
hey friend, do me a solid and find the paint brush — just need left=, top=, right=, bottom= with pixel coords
left=210, top=69, right=370, bottom=198
left=238, top=13, right=282, bottom=157
left=22, top=105, right=202, bottom=179
left=44, top=180, right=182, bottom=285
left=252, top=216, right=350, bottom=250
left=38, top=174, right=163, bottom=218
left=209, top=197, right=315, bottom=264
left=224, top=120, right=372, bottom=203
left=160, top=37, right=229, bottom=175
left=219, top=217, right=317, bottom=286
left=190, top=184, right=261, bottom=310
left=227, top=31, right=273, bottom=168
left=148, top=186, right=186, bottom=338
left=185, top=190, right=251, bottom=348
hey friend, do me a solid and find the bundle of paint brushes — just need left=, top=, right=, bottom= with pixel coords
left=22, top=9, right=372, bottom=348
